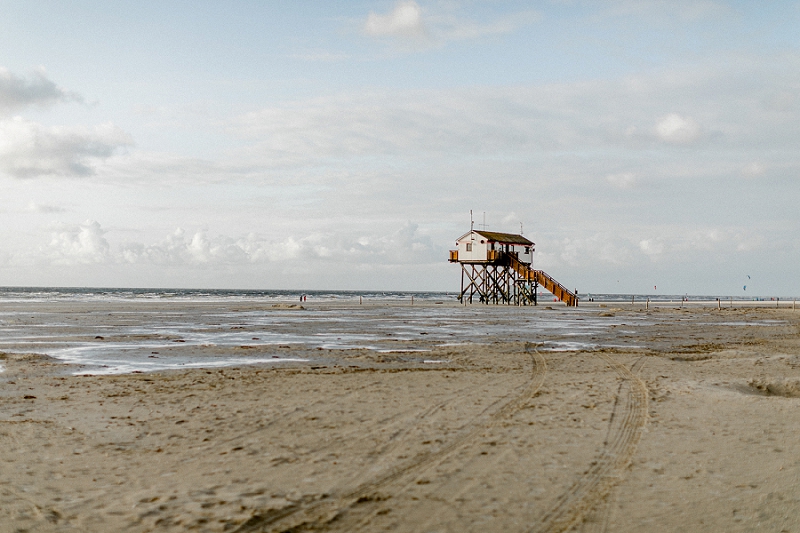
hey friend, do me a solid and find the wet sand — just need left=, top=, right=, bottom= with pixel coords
left=2, top=301, right=800, bottom=532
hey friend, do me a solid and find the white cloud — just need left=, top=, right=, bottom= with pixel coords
left=741, top=161, right=765, bottom=177
left=551, top=234, right=637, bottom=268
left=606, top=172, right=638, bottom=189
left=639, top=239, right=664, bottom=256
left=92, top=151, right=229, bottom=184
left=224, top=57, right=800, bottom=198
left=232, top=90, right=566, bottom=160
left=361, top=2, right=535, bottom=46
left=631, top=227, right=767, bottom=262
left=0, top=67, right=81, bottom=113
left=655, top=113, right=701, bottom=144
left=351, top=222, right=439, bottom=264
left=231, top=64, right=771, bottom=163
left=27, top=201, right=67, bottom=213
left=364, top=1, right=426, bottom=38
left=734, top=233, right=765, bottom=252
left=0, top=117, right=133, bottom=178
left=120, top=229, right=252, bottom=265
left=536, top=223, right=771, bottom=274
left=47, top=220, right=111, bottom=264
left=42, top=221, right=441, bottom=269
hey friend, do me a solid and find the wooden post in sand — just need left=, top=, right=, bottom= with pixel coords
left=646, top=298, right=649, bottom=310
left=411, top=295, right=414, bottom=305
left=359, top=295, right=362, bottom=305
left=717, top=298, right=721, bottom=310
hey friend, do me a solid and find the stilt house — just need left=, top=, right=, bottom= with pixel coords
left=448, top=229, right=578, bottom=306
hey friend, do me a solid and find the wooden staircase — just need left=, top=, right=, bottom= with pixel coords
left=507, top=254, right=579, bottom=306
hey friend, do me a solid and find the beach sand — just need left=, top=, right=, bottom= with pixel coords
left=2, top=301, right=800, bottom=532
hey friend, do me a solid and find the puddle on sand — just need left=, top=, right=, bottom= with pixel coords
left=0, top=305, right=661, bottom=374
left=72, top=357, right=310, bottom=376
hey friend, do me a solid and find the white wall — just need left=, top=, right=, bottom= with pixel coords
left=456, top=232, right=488, bottom=261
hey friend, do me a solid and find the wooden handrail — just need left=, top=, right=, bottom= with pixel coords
left=507, top=253, right=578, bottom=306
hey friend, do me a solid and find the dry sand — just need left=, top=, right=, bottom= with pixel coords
left=2, top=301, right=800, bottom=532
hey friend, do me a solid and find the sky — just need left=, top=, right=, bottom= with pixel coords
left=0, top=0, right=798, bottom=295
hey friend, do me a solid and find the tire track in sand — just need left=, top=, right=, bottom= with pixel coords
left=234, top=344, right=547, bottom=533
left=530, top=353, right=648, bottom=533
left=572, top=357, right=647, bottom=533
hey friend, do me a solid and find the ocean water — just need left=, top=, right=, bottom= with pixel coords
left=0, top=286, right=790, bottom=303
left=0, top=287, right=791, bottom=375
left=0, top=287, right=792, bottom=303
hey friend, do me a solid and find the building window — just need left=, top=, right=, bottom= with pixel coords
left=466, top=243, right=472, bottom=252
left=524, top=247, right=530, bottom=254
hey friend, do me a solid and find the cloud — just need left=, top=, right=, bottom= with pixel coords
left=0, top=117, right=133, bottom=178
left=232, top=89, right=567, bottom=161
left=90, top=150, right=228, bottom=184
left=364, top=1, right=426, bottom=38
left=638, top=238, right=664, bottom=256
left=630, top=227, right=766, bottom=263
left=47, top=220, right=111, bottom=264
left=655, top=113, right=701, bottom=144
left=344, top=222, right=440, bottom=264
left=41, top=221, right=441, bottom=269
left=230, top=86, right=698, bottom=166
left=741, top=162, right=765, bottom=177
left=120, top=229, right=251, bottom=265
left=0, top=67, right=81, bottom=113
left=27, top=201, right=67, bottom=213
left=606, top=172, right=638, bottom=189
left=226, top=54, right=800, bottom=194
left=361, top=1, right=535, bottom=46
left=553, top=234, right=637, bottom=268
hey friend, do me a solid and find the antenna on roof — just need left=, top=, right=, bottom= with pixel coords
left=478, top=211, right=488, bottom=231
left=520, top=222, right=523, bottom=235
left=470, top=210, right=474, bottom=232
